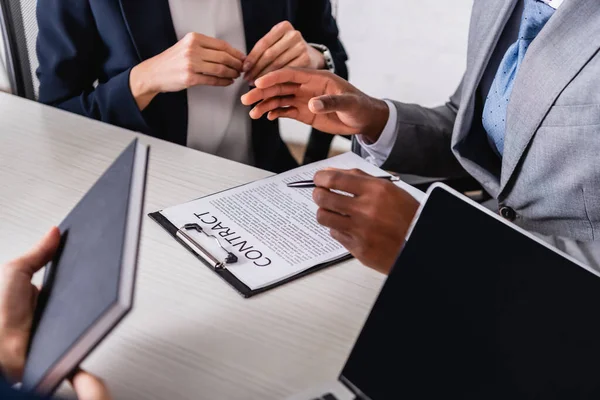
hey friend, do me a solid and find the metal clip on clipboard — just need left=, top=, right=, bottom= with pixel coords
left=176, top=224, right=238, bottom=270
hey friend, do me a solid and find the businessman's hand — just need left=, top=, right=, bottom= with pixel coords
left=243, top=21, right=325, bottom=83
left=0, top=228, right=111, bottom=399
left=312, top=169, right=420, bottom=274
left=241, top=68, right=389, bottom=141
left=130, top=32, right=246, bottom=110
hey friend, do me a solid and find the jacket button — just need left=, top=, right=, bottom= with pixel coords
left=499, top=206, right=516, bottom=221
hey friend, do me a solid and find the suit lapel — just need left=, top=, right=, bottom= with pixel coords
left=118, top=0, right=188, bottom=146
left=119, top=0, right=179, bottom=61
left=452, top=0, right=517, bottom=147
left=500, top=0, right=600, bottom=192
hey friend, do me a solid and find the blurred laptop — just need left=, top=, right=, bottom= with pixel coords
left=291, top=183, right=600, bottom=399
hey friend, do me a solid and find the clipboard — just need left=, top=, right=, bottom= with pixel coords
left=146, top=152, right=419, bottom=299
left=148, top=211, right=353, bottom=298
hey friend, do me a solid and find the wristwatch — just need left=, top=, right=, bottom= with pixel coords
left=308, top=43, right=336, bottom=73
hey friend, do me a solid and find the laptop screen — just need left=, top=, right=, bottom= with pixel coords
left=341, top=186, right=600, bottom=399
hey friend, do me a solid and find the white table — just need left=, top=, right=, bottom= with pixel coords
left=0, top=92, right=385, bottom=400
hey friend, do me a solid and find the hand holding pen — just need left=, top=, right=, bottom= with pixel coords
left=287, top=174, right=400, bottom=188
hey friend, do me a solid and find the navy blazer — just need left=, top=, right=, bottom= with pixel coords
left=36, top=0, right=348, bottom=173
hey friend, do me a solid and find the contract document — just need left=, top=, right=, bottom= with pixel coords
left=150, top=152, right=423, bottom=297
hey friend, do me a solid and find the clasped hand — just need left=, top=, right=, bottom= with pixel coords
left=130, top=21, right=325, bottom=111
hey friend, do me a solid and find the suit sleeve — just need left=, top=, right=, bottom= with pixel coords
left=36, top=0, right=149, bottom=133
left=373, top=77, right=467, bottom=178
left=295, top=0, right=348, bottom=80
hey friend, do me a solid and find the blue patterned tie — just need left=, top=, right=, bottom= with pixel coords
left=482, top=0, right=555, bottom=156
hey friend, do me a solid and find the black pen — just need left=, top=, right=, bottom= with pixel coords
left=286, top=175, right=401, bottom=188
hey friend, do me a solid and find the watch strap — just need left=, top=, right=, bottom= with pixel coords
left=308, top=43, right=336, bottom=73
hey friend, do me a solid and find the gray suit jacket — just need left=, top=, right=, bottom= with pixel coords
left=356, top=0, right=600, bottom=266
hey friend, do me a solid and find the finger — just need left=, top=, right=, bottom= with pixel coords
left=250, top=95, right=299, bottom=119
left=285, top=52, right=312, bottom=69
left=246, top=30, right=301, bottom=81
left=330, top=229, right=355, bottom=248
left=255, top=43, right=305, bottom=80
left=201, top=49, right=243, bottom=71
left=195, top=61, right=240, bottom=79
left=12, top=227, right=61, bottom=275
left=314, top=170, right=373, bottom=195
left=70, top=370, right=112, bottom=400
left=313, top=187, right=357, bottom=216
left=197, top=35, right=245, bottom=61
left=254, top=68, right=315, bottom=89
left=308, top=94, right=359, bottom=114
left=325, top=168, right=372, bottom=177
left=316, top=208, right=354, bottom=232
left=189, top=74, right=234, bottom=87
left=244, top=21, right=293, bottom=72
left=241, top=83, right=301, bottom=106
left=267, top=107, right=300, bottom=121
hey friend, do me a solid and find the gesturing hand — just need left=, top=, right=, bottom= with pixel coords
left=130, top=32, right=246, bottom=110
left=241, top=68, right=389, bottom=141
left=0, top=228, right=112, bottom=400
left=243, top=21, right=326, bottom=83
left=312, top=169, right=420, bottom=274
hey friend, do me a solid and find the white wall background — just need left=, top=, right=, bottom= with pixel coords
left=281, top=0, right=474, bottom=149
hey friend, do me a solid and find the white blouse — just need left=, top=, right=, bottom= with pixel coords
left=168, top=0, right=253, bottom=165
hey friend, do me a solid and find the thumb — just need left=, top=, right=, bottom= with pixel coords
left=70, top=370, right=112, bottom=400
left=13, top=227, right=61, bottom=275
left=309, top=94, right=358, bottom=114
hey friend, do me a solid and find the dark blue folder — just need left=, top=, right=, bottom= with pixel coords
left=22, top=140, right=149, bottom=395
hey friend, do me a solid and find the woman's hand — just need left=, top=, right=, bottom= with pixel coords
left=243, top=21, right=326, bottom=84
left=130, top=32, right=246, bottom=110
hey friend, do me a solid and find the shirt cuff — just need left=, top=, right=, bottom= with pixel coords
left=357, top=99, right=398, bottom=167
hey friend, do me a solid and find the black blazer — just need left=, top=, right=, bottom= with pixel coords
left=36, top=0, right=348, bottom=173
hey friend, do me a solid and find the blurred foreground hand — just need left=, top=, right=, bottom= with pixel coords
left=0, top=228, right=111, bottom=400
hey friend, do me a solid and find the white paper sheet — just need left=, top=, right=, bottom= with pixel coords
left=160, top=152, right=424, bottom=290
